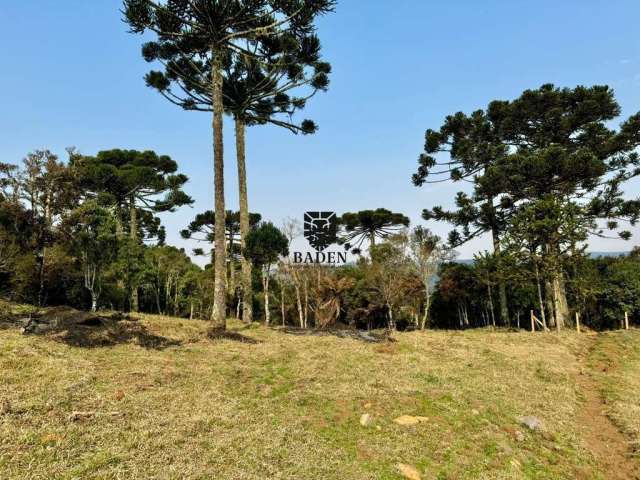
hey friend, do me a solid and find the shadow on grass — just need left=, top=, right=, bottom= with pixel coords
left=51, top=321, right=184, bottom=350
left=206, top=328, right=260, bottom=344
left=0, top=316, right=25, bottom=331
left=281, top=327, right=394, bottom=344
left=7, top=306, right=183, bottom=350
left=0, top=303, right=38, bottom=331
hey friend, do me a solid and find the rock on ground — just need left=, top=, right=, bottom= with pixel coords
left=518, top=415, right=543, bottom=431
left=396, top=463, right=422, bottom=480
left=360, top=413, right=374, bottom=427
left=393, top=415, right=429, bottom=426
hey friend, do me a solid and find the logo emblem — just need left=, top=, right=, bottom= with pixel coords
left=304, top=212, right=338, bottom=252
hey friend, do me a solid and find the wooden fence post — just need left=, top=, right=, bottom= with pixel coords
left=530, top=310, right=535, bottom=333
left=576, top=312, right=580, bottom=333
left=625, top=311, right=629, bottom=330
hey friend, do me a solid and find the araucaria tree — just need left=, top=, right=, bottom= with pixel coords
left=339, top=208, right=410, bottom=254
left=224, top=51, right=330, bottom=324
left=74, top=149, right=193, bottom=311
left=123, top=0, right=335, bottom=330
left=180, top=210, right=261, bottom=304
left=417, top=84, right=640, bottom=329
left=483, top=84, right=640, bottom=327
left=412, top=110, right=512, bottom=326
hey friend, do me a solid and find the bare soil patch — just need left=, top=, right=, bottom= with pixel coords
left=577, top=336, right=640, bottom=480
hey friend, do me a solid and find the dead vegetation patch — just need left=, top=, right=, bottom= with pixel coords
left=283, top=326, right=395, bottom=343
left=206, top=328, right=260, bottom=344
left=3, top=304, right=182, bottom=349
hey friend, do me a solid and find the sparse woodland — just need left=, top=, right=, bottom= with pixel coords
left=3, top=3, right=640, bottom=480
left=1, top=4, right=640, bottom=335
left=2, top=85, right=640, bottom=333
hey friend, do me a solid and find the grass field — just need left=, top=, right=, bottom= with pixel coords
left=0, top=307, right=638, bottom=479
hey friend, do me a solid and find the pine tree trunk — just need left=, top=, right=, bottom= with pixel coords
left=228, top=229, right=235, bottom=296
left=114, top=209, right=125, bottom=309
left=91, top=291, right=98, bottom=313
left=174, top=279, right=179, bottom=316
left=534, top=261, right=547, bottom=328
left=545, top=279, right=556, bottom=328
left=490, top=224, right=509, bottom=326
left=552, top=271, right=568, bottom=330
left=281, top=287, right=286, bottom=327
left=38, top=246, right=46, bottom=307
left=558, top=275, right=570, bottom=322
left=303, top=279, right=309, bottom=328
left=129, top=197, right=139, bottom=312
left=263, top=268, right=270, bottom=326
left=115, top=210, right=124, bottom=238
left=488, top=284, right=496, bottom=327
left=235, top=116, right=253, bottom=324
left=294, top=282, right=304, bottom=328
left=211, top=49, right=227, bottom=330
left=421, top=282, right=431, bottom=330
left=155, top=288, right=161, bottom=314
left=37, top=191, right=53, bottom=307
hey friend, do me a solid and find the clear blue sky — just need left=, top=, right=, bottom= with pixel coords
left=2, top=1, right=640, bottom=261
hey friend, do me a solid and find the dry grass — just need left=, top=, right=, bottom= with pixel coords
left=0, top=308, right=628, bottom=479
left=589, top=329, right=640, bottom=455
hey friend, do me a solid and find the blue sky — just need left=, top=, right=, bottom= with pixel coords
left=2, top=1, right=640, bottom=262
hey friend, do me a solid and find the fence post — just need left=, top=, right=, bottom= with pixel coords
left=576, top=312, right=580, bottom=333
left=625, top=311, right=630, bottom=330
left=530, top=310, right=535, bottom=333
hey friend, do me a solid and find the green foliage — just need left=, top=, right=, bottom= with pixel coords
left=62, top=201, right=119, bottom=310
left=586, top=255, right=640, bottom=329
left=123, top=0, right=334, bottom=135
left=142, top=245, right=201, bottom=316
left=415, top=84, right=640, bottom=329
left=180, top=210, right=261, bottom=259
left=244, top=222, right=289, bottom=268
left=74, top=149, right=193, bottom=238
left=222, top=47, right=331, bottom=135
left=339, top=208, right=410, bottom=253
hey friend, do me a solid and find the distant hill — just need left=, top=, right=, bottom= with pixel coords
left=588, top=251, right=629, bottom=258
left=457, top=251, right=630, bottom=265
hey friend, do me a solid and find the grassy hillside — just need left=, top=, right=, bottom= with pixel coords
left=0, top=308, right=638, bottom=479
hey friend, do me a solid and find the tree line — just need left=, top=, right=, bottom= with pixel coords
left=2, top=157, right=638, bottom=333
left=2, top=2, right=640, bottom=332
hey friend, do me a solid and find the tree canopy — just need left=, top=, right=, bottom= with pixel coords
left=339, top=208, right=410, bottom=253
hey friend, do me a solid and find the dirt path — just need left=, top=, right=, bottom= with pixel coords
left=576, top=335, right=640, bottom=480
